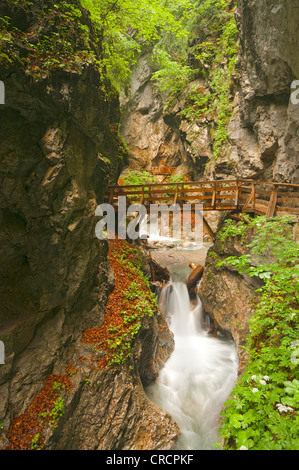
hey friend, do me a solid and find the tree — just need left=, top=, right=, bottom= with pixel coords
left=80, top=0, right=191, bottom=89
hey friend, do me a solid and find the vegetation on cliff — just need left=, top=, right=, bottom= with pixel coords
left=216, top=215, right=299, bottom=450
left=0, top=0, right=99, bottom=78
left=81, top=0, right=191, bottom=90
left=0, top=0, right=239, bottom=163
left=1, top=0, right=297, bottom=453
left=5, top=373, right=73, bottom=450
left=120, top=169, right=185, bottom=186
left=2, top=239, right=161, bottom=450
left=76, top=0, right=239, bottom=164
left=151, top=0, right=239, bottom=161
left=82, top=239, right=158, bottom=369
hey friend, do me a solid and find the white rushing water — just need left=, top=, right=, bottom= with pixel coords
left=146, top=276, right=239, bottom=450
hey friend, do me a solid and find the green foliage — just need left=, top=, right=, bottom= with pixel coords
left=120, top=170, right=158, bottom=187
left=0, top=0, right=194, bottom=91
left=49, top=397, right=65, bottom=427
left=152, top=0, right=239, bottom=160
left=0, top=1, right=97, bottom=78
left=151, top=45, right=194, bottom=100
left=217, top=214, right=251, bottom=242
left=81, top=0, right=190, bottom=90
left=31, top=433, right=41, bottom=450
left=106, top=243, right=157, bottom=367
left=52, top=381, right=65, bottom=395
left=187, top=1, right=239, bottom=159
left=120, top=170, right=185, bottom=188
left=216, top=215, right=299, bottom=450
left=123, top=280, right=156, bottom=318
left=218, top=215, right=299, bottom=300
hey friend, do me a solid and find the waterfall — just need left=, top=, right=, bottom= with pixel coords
left=159, top=282, right=203, bottom=337
left=146, top=278, right=238, bottom=450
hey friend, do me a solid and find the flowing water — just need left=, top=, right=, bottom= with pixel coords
left=146, top=267, right=239, bottom=450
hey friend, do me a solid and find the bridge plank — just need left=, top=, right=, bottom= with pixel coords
left=275, top=206, right=299, bottom=213
left=277, top=196, right=299, bottom=205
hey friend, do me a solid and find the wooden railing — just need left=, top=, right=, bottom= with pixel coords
left=238, top=180, right=299, bottom=219
left=105, top=179, right=299, bottom=221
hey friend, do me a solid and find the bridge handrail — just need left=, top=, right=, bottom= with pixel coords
left=104, top=178, right=299, bottom=222
left=108, top=179, right=299, bottom=190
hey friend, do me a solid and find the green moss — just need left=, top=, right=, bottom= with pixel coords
left=0, top=52, right=11, bottom=66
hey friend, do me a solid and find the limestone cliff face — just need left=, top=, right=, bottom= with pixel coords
left=0, top=7, right=122, bottom=448
left=122, top=1, right=299, bottom=183
left=120, top=53, right=195, bottom=177
left=197, top=1, right=299, bottom=377
left=214, top=0, right=299, bottom=182
left=0, top=1, right=177, bottom=450
left=0, top=63, right=119, bottom=441
left=198, top=231, right=263, bottom=373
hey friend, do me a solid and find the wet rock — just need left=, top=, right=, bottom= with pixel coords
left=198, top=229, right=263, bottom=372
left=120, top=53, right=193, bottom=175
left=228, top=0, right=299, bottom=183
left=148, top=256, right=171, bottom=283
left=41, top=310, right=179, bottom=451
left=0, top=0, right=180, bottom=451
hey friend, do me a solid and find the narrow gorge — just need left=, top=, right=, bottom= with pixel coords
left=0, top=0, right=298, bottom=453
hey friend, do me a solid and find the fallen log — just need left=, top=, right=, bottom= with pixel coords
left=185, top=264, right=204, bottom=293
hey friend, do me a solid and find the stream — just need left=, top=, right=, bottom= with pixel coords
left=145, top=247, right=239, bottom=450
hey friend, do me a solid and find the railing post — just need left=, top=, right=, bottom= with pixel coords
left=235, top=180, right=240, bottom=209
left=198, top=210, right=215, bottom=240
left=148, top=184, right=152, bottom=204
left=266, top=184, right=278, bottom=217
left=212, top=182, right=217, bottom=209
left=139, top=186, right=145, bottom=205
left=252, top=182, right=256, bottom=212
left=239, top=180, right=243, bottom=210
left=181, top=183, right=185, bottom=203
left=242, top=183, right=255, bottom=213
left=174, top=185, right=179, bottom=204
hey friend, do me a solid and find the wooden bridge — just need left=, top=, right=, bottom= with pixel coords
left=105, top=179, right=299, bottom=237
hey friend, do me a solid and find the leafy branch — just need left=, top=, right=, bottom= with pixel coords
left=216, top=215, right=299, bottom=450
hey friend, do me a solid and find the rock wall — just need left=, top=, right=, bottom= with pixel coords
left=123, top=1, right=299, bottom=183
left=198, top=230, right=263, bottom=373
left=120, top=53, right=195, bottom=177
left=0, top=1, right=177, bottom=450
left=0, top=13, right=120, bottom=449
left=197, top=0, right=299, bottom=380
left=41, top=309, right=178, bottom=451
left=214, top=0, right=299, bottom=182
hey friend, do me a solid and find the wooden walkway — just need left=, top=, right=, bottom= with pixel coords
left=105, top=179, right=299, bottom=222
